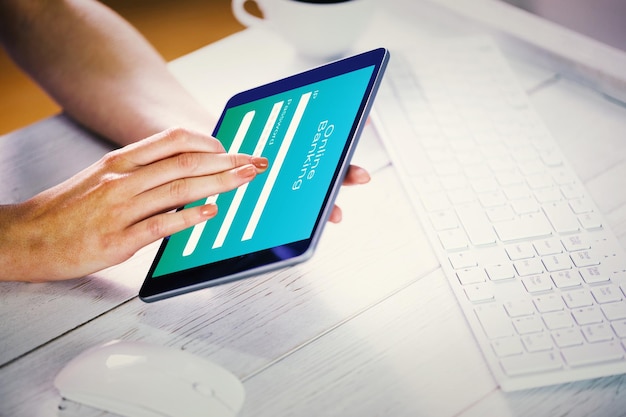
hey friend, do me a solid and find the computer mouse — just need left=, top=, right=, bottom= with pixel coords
left=54, top=340, right=245, bottom=417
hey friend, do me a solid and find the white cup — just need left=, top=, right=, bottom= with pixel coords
left=231, top=0, right=376, bottom=60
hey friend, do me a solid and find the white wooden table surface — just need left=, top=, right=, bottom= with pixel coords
left=1, top=1, right=626, bottom=416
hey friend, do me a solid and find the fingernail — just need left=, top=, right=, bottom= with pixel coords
left=201, top=204, right=218, bottom=217
left=251, top=156, right=269, bottom=169
left=236, top=164, right=256, bottom=179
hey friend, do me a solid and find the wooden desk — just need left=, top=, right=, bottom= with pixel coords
left=2, top=1, right=626, bottom=416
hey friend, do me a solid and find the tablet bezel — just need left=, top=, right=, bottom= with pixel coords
left=139, top=48, right=389, bottom=302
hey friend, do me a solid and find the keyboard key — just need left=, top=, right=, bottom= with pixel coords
left=500, top=351, right=562, bottom=376
left=543, top=311, right=575, bottom=330
left=571, top=307, right=604, bottom=325
left=412, top=175, right=442, bottom=193
left=421, top=191, right=451, bottom=212
left=471, top=177, right=498, bottom=193
left=552, top=328, right=584, bottom=347
left=457, top=150, right=484, bottom=165
left=429, top=210, right=459, bottom=231
left=448, top=251, right=477, bottom=269
left=542, top=254, right=573, bottom=272
left=504, top=299, right=535, bottom=317
left=439, top=173, right=466, bottom=189
left=571, top=250, right=601, bottom=268
left=439, top=229, right=469, bottom=251
left=563, top=290, right=594, bottom=309
left=475, top=304, right=515, bottom=339
left=436, top=163, right=463, bottom=177
left=534, top=238, right=563, bottom=256
left=522, top=275, right=553, bottom=294
left=465, top=284, right=495, bottom=303
left=534, top=187, right=563, bottom=203
left=581, top=323, right=614, bottom=343
left=569, top=198, right=594, bottom=214
left=511, top=146, right=537, bottom=162
left=526, top=173, right=553, bottom=189
left=602, top=302, right=626, bottom=321
left=448, top=188, right=476, bottom=204
left=540, top=149, right=563, bottom=167
left=522, top=333, right=554, bottom=352
left=488, top=158, right=514, bottom=173
left=560, top=183, right=585, bottom=199
left=486, top=205, right=515, bottom=222
left=592, top=286, right=623, bottom=304
left=514, top=260, right=545, bottom=277
left=513, top=316, right=544, bottom=334
left=492, top=336, right=524, bottom=357
left=543, top=202, right=580, bottom=234
left=455, top=204, right=497, bottom=246
left=497, top=171, right=524, bottom=186
left=561, top=341, right=624, bottom=367
left=561, top=235, right=590, bottom=252
left=578, top=212, right=603, bottom=230
left=580, top=266, right=609, bottom=284
left=534, top=294, right=565, bottom=313
left=503, top=184, right=531, bottom=200
left=552, top=169, right=575, bottom=185
left=505, top=243, right=535, bottom=260
left=457, top=268, right=486, bottom=285
left=522, top=274, right=553, bottom=293
left=493, top=212, right=552, bottom=242
left=485, top=264, right=516, bottom=281
left=611, top=320, right=626, bottom=338
left=511, top=198, right=540, bottom=214
left=428, top=149, right=456, bottom=163
left=551, top=270, right=583, bottom=289
left=518, top=159, right=545, bottom=176
left=479, top=190, right=507, bottom=208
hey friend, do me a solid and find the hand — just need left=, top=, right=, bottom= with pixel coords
left=0, top=128, right=268, bottom=282
left=328, top=165, right=371, bottom=223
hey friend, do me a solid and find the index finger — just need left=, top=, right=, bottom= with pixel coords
left=123, top=127, right=226, bottom=166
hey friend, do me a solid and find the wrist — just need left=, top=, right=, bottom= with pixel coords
left=0, top=204, right=31, bottom=282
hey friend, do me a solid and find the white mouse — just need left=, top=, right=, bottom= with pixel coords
left=54, top=340, right=245, bottom=417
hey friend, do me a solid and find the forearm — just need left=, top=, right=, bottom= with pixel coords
left=0, top=0, right=215, bottom=145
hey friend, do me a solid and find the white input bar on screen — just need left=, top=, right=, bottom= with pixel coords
left=182, top=109, right=255, bottom=257
left=242, top=92, right=312, bottom=241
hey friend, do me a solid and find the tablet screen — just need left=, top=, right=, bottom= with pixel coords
left=140, top=48, right=388, bottom=301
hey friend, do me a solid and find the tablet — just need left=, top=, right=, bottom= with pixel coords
left=139, top=48, right=389, bottom=302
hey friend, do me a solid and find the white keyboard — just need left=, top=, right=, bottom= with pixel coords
left=371, top=38, right=626, bottom=391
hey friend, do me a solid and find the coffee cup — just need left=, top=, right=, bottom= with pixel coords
left=231, top=0, right=376, bottom=60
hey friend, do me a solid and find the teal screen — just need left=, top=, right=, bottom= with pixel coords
left=153, top=65, right=374, bottom=277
